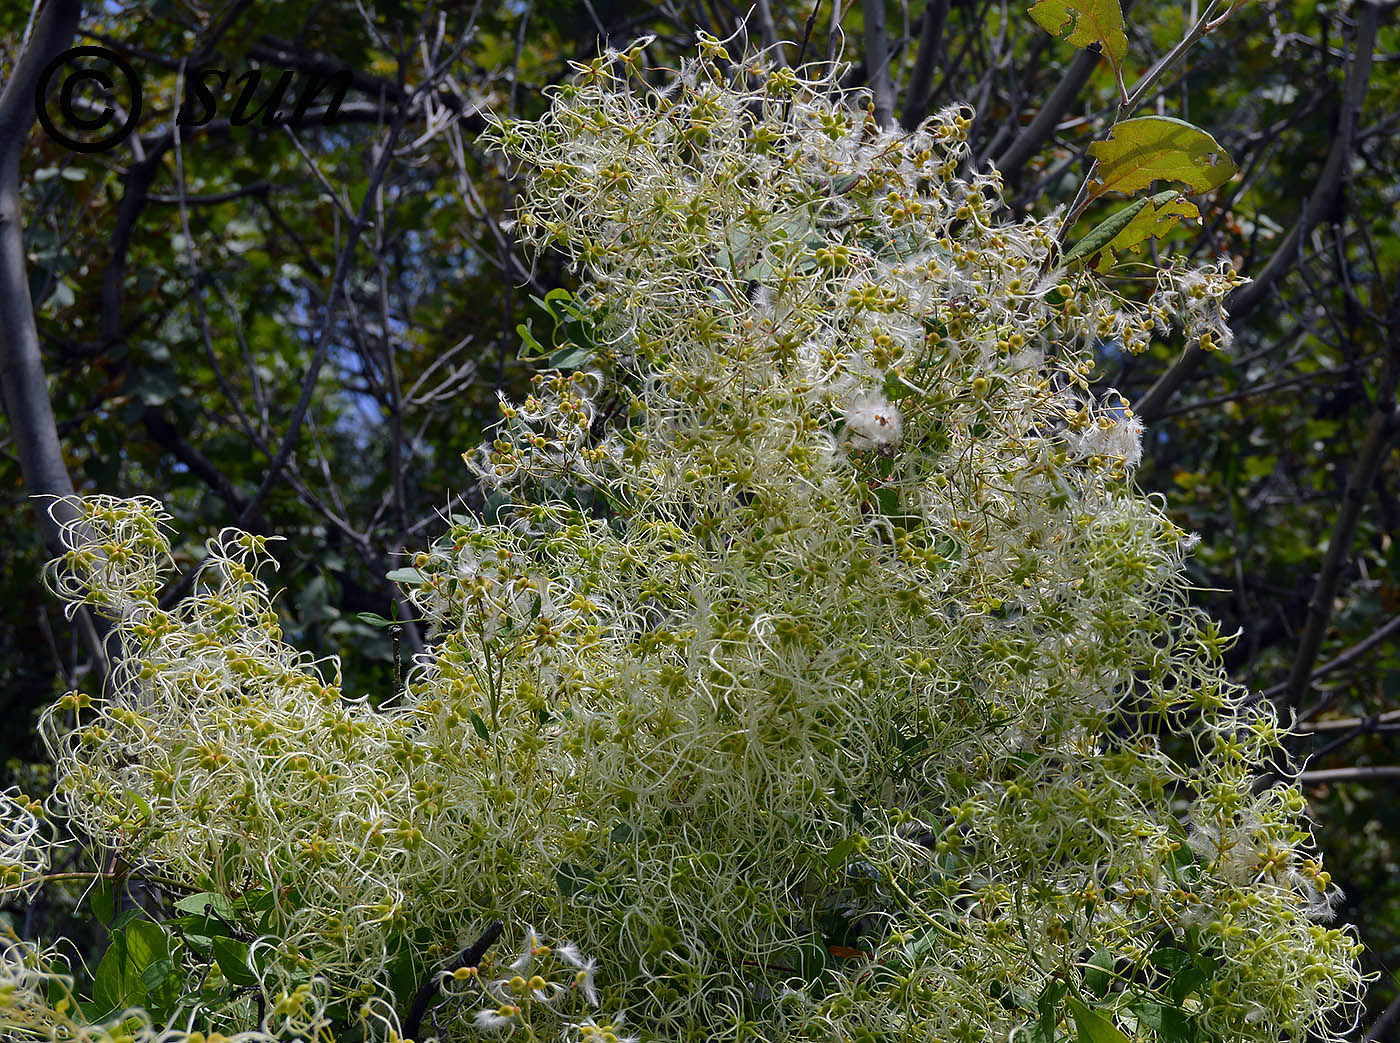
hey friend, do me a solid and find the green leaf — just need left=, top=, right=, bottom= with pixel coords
left=546, top=345, right=593, bottom=370
left=1063, top=196, right=1153, bottom=266
left=138, top=956, right=175, bottom=995
left=1028, top=0, right=1127, bottom=86
left=123, top=788, right=153, bottom=823
left=1168, top=953, right=1218, bottom=1005
left=109, top=907, right=143, bottom=932
left=385, top=567, right=428, bottom=585
left=874, top=485, right=901, bottom=519
left=469, top=711, right=491, bottom=741
left=356, top=612, right=393, bottom=627
left=173, top=892, right=237, bottom=918
left=796, top=936, right=831, bottom=979
left=91, top=879, right=115, bottom=925
left=125, top=920, right=169, bottom=971
left=1130, top=1000, right=1196, bottom=1042
left=1035, top=978, right=1066, bottom=1043
left=1101, top=191, right=1199, bottom=258
left=1242, top=454, right=1277, bottom=481
left=93, top=920, right=168, bottom=1018
left=517, top=320, right=547, bottom=359
left=1086, top=117, right=1236, bottom=198
left=826, top=836, right=859, bottom=869
left=556, top=861, right=597, bottom=898
left=1084, top=948, right=1114, bottom=996
left=213, top=935, right=259, bottom=986
left=1147, top=947, right=1190, bottom=973
left=1066, top=190, right=1201, bottom=271
left=1066, top=996, right=1131, bottom=1043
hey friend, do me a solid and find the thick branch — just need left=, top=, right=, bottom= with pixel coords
left=899, top=0, right=949, bottom=131
left=158, top=94, right=414, bottom=612
left=1279, top=326, right=1399, bottom=710
left=101, top=147, right=171, bottom=343
left=140, top=407, right=252, bottom=518
left=1364, top=990, right=1400, bottom=1042
left=0, top=0, right=110, bottom=674
left=754, top=0, right=783, bottom=63
left=1297, top=766, right=1400, bottom=785
left=1248, top=610, right=1400, bottom=713
left=861, top=0, right=895, bottom=128
left=994, top=44, right=1099, bottom=183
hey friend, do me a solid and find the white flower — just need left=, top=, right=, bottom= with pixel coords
left=844, top=393, right=903, bottom=452
left=575, top=963, right=600, bottom=1005
left=1073, top=393, right=1143, bottom=469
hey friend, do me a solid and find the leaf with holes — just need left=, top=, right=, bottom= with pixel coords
left=1087, top=117, right=1235, bottom=199
left=1065, top=191, right=1202, bottom=271
left=1099, top=190, right=1200, bottom=266
left=1029, top=0, right=1127, bottom=91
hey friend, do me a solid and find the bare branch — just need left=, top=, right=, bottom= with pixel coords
left=402, top=919, right=504, bottom=1042
left=0, top=0, right=110, bottom=675
left=1297, top=766, right=1400, bottom=785
left=994, top=44, right=1098, bottom=183
left=1250, top=612, right=1400, bottom=714
left=862, top=0, right=895, bottom=127
left=1279, top=301, right=1399, bottom=710
left=900, top=0, right=948, bottom=130
left=1135, top=0, right=1383, bottom=422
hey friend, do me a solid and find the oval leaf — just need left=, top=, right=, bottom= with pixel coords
left=1087, top=117, right=1236, bottom=198
left=1130, top=1000, right=1197, bottom=1043
left=1066, top=995, right=1131, bottom=1043
left=1084, top=947, right=1114, bottom=996
left=213, top=935, right=259, bottom=987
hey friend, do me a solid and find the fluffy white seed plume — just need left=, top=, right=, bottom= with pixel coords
left=844, top=393, right=903, bottom=452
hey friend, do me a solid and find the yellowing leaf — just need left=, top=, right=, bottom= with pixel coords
left=1065, top=190, right=1202, bottom=272
left=1062, top=196, right=1153, bottom=267
left=1087, top=117, right=1236, bottom=198
left=1104, top=190, right=1200, bottom=256
left=1028, top=0, right=1128, bottom=87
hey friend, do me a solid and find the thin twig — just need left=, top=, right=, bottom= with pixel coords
left=1135, top=0, right=1382, bottom=422
left=1278, top=282, right=1400, bottom=710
